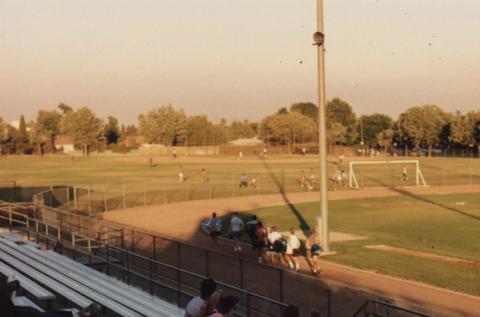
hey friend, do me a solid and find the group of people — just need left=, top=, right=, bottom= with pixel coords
left=203, top=213, right=323, bottom=275
left=185, top=278, right=238, bottom=317
left=185, top=278, right=320, bottom=317
left=298, top=169, right=316, bottom=191
left=238, top=173, right=257, bottom=189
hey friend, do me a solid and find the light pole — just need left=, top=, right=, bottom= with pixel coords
left=314, top=0, right=330, bottom=252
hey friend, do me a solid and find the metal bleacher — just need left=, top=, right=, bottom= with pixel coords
left=0, top=233, right=184, bottom=316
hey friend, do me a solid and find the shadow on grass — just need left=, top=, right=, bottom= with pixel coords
left=260, top=159, right=310, bottom=233
left=365, top=175, right=480, bottom=222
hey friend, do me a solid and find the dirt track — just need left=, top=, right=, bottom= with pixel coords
left=102, top=185, right=480, bottom=316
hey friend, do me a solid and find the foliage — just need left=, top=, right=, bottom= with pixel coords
left=138, top=105, right=188, bottom=145
left=359, top=113, right=393, bottom=146
left=397, top=105, right=450, bottom=156
left=15, top=115, right=30, bottom=154
left=326, top=122, right=347, bottom=145
left=259, top=112, right=317, bottom=144
left=376, top=128, right=395, bottom=152
left=228, top=120, right=256, bottom=141
left=290, top=102, right=318, bottom=123
left=60, top=107, right=104, bottom=155
left=104, top=116, right=121, bottom=145
left=326, top=98, right=357, bottom=144
left=34, top=110, right=62, bottom=153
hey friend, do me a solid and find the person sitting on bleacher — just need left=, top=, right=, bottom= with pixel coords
left=0, top=273, right=96, bottom=317
left=185, top=278, right=217, bottom=317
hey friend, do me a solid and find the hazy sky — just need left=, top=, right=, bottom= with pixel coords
left=1, top=0, right=479, bottom=124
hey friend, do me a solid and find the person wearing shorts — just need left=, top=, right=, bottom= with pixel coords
left=206, top=212, right=222, bottom=248
left=255, top=222, right=268, bottom=263
left=230, top=212, right=244, bottom=252
left=306, top=229, right=322, bottom=275
left=268, top=226, right=285, bottom=265
left=286, top=227, right=301, bottom=272
left=239, top=173, right=248, bottom=189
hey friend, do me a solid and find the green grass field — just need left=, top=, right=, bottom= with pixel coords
left=243, top=193, right=480, bottom=295
left=1, top=155, right=480, bottom=209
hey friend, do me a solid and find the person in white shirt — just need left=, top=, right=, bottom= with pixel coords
left=267, top=226, right=285, bottom=265
left=185, top=278, right=217, bottom=317
left=285, top=228, right=301, bottom=272
left=230, top=212, right=244, bottom=252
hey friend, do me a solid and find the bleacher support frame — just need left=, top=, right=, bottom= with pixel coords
left=0, top=204, right=288, bottom=317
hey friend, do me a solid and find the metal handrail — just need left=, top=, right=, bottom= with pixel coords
left=0, top=206, right=288, bottom=316
left=353, top=299, right=434, bottom=317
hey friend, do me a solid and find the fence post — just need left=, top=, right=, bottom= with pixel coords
left=103, top=185, right=108, bottom=212
left=143, top=181, right=147, bottom=207
left=88, top=185, right=92, bottom=215
left=66, top=188, right=70, bottom=207
left=73, top=186, right=77, bottom=209
left=122, top=183, right=126, bottom=209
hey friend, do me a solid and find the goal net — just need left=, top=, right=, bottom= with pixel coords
left=348, top=160, right=427, bottom=189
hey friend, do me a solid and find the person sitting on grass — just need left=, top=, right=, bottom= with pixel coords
left=185, top=278, right=217, bottom=317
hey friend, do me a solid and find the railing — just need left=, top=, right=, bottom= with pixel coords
left=353, top=299, right=434, bottom=317
left=0, top=205, right=288, bottom=317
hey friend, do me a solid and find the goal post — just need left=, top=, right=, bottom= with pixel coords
left=348, top=160, right=427, bottom=189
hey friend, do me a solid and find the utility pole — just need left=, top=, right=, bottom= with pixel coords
left=314, top=0, right=330, bottom=252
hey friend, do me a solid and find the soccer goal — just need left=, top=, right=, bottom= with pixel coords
left=348, top=160, right=427, bottom=189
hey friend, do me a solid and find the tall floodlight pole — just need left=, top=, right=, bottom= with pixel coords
left=314, top=0, right=330, bottom=252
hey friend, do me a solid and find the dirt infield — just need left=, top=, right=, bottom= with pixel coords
left=102, top=185, right=480, bottom=316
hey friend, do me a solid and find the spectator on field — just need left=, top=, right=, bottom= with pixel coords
left=172, top=148, right=177, bottom=159
left=239, top=151, right=243, bottom=160
left=178, top=165, right=186, bottom=183
left=230, top=212, right=244, bottom=252
left=185, top=278, right=217, bottom=317
left=299, top=170, right=306, bottom=188
left=282, top=304, right=300, bottom=317
left=205, top=212, right=222, bottom=248
left=206, top=296, right=238, bottom=317
left=255, top=222, right=268, bottom=264
left=251, top=174, right=258, bottom=189
left=239, top=173, right=248, bottom=189
left=267, top=226, right=286, bottom=266
left=262, top=147, right=268, bottom=159
left=401, top=165, right=408, bottom=182
left=285, top=228, right=301, bottom=272
left=245, top=215, right=259, bottom=250
left=305, top=229, right=322, bottom=275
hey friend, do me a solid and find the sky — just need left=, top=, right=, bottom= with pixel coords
left=1, top=0, right=479, bottom=124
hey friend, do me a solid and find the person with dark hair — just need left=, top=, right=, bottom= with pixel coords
left=245, top=215, right=259, bottom=250
left=282, top=304, right=300, bottom=317
left=205, top=212, right=222, bottom=248
left=185, top=278, right=218, bottom=317
left=207, top=296, right=238, bottom=317
left=255, top=222, right=268, bottom=264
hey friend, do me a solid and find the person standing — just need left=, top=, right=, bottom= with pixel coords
left=255, top=222, right=268, bottom=263
left=185, top=278, right=217, bottom=317
left=230, top=212, right=244, bottom=252
left=305, top=229, right=322, bottom=275
left=245, top=215, right=259, bottom=250
left=201, top=168, right=210, bottom=183
left=267, top=226, right=285, bottom=266
left=205, top=213, right=222, bottom=248
left=285, top=228, right=301, bottom=272
left=401, top=165, right=408, bottom=182
left=239, top=173, right=248, bottom=189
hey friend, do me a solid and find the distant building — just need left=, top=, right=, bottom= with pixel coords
left=55, top=136, right=75, bottom=154
left=229, top=137, right=263, bottom=146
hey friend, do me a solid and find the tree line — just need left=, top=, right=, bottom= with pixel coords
left=0, top=99, right=479, bottom=156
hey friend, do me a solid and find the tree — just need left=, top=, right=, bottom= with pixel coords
left=326, top=122, right=347, bottom=145
left=290, top=102, right=318, bottom=123
left=0, top=117, right=6, bottom=155
left=34, top=110, right=62, bottom=154
left=228, top=120, right=256, bottom=141
left=326, top=98, right=357, bottom=144
left=397, top=105, right=450, bottom=156
left=185, top=115, right=215, bottom=146
left=358, top=113, right=393, bottom=146
left=104, top=116, right=121, bottom=145
left=60, top=107, right=104, bottom=155
left=259, top=112, right=317, bottom=146
left=376, top=128, right=395, bottom=153
left=58, top=103, right=73, bottom=114
left=450, top=111, right=480, bottom=154
left=138, top=105, right=188, bottom=145
left=277, top=107, right=289, bottom=115
left=16, top=115, right=29, bottom=154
